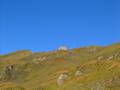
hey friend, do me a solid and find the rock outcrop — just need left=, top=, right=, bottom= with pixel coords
left=4, top=65, right=15, bottom=81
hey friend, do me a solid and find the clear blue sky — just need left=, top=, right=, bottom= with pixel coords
left=0, top=0, right=120, bottom=54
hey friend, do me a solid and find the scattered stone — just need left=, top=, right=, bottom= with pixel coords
left=37, top=57, right=46, bottom=61
left=33, top=57, right=46, bottom=62
left=107, top=56, right=114, bottom=60
left=97, top=56, right=104, bottom=60
left=57, top=73, right=68, bottom=86
left=75, top=70, right=82, bottom=76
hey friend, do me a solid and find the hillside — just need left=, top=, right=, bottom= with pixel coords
left=0, top=42, right=120, bottom=90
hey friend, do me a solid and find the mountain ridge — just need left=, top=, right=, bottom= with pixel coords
left=0, top=42, right=120, bottom=90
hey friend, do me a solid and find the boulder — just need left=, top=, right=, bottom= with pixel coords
left=75, top=70, right=82, bottom=76
left=57, top=73, right=68, bottom=86
left=107, top=56, right=114, bottom=60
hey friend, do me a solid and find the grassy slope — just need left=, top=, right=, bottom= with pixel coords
left=0, top=43, right=120, bottom=90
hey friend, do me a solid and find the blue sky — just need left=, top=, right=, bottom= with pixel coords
left=0, top=0, right=120, bottom=54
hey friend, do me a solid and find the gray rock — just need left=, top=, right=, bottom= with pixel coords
left=75, top=70, right=82, bottom=76
left=97, top=56, right=104, bottom=60
left=57, top=73, right=68, bottom=86
left=107, top=56, right=114, bottom=60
